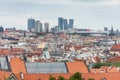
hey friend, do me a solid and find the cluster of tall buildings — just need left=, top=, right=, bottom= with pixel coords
left=51, top=17, right=74, bottom=33
left=28, top=18, right=49, bottom=33
left=58, top=17, right=74, bottom=32
left=27, top=17, right=74, bottom=33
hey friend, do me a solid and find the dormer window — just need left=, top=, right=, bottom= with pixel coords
left=100, top=70, right=105, bottom=73
left=102, top=77, right=106, bottom=80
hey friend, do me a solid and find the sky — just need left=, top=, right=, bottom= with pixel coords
left=0, top=0, right=120, bottom=30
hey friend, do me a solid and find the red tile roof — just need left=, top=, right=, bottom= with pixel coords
left=0, top=49, right=9, bottom=55
left=111, top=44, right=120, bottom=52
left=93, top=56, right=101, bottom=62
left=10, top=58, right=26, bottom=74
left=66, top=61, right=89, bottom=73
left=0, top=71, right=10, bottom=80
left=10, top=48, right=25, bottom=54
left=108, top=56, right=120, bottom=62
left=24, top=73, right=73, bottom=80
left=82, top=72, right=120, bottom=80
left=91, top=66, right=119, bottom=73
left=13, top=72, right=120, bottom=80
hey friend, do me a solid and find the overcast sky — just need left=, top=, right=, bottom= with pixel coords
left=0, top=0, right=120, bottom=30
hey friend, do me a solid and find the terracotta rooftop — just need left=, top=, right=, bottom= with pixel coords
left=91, top=66, right=119, bottom=73
left=108, top=56, right=120, bottom=62
left=0, top=71, right=10, bottom=80
left=23, top=73, right=73, bottom=80
left=10, top=58, right=26, bottom=74
left=111, top=44, right=120, bottom=51
left=82, top=72, right=120, bottom=80
left=13, top=72, right=120, bottom=80
left=66, top=61, right=89, bottom=73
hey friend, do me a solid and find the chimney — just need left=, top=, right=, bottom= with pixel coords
left=114, top=40, right=117, bottom=44
left=20, top=72, right=24, bottom=80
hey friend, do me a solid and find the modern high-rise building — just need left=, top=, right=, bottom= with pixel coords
left=40, top=23, right=43, bottom=33
left=51, top=27, right=55, bottom=33
left=35, top=20, right=43, bottom=33
left=63, top=19, right=68, bottom=30
left=58, top=17, right=74, bottom=32
left=58, top=17, right=64, bottom=31
left=55, top=26, right=59, bottom=33
left=35, top=20, right=40, bottom=33
left=69, top=19, right=74, bottom=29
left=28, top=18, right=35, bottom=31
left=44, top=23, right=49, bottom=33
left=0, top=26, right=4, bottom=32
left=104, top=27, right=108, bottom=31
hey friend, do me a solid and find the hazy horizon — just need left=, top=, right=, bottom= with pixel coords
left=0, top=0, right=120, bottom=30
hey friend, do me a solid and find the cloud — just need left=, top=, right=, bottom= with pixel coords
left=101, top=0, right=120, bottom=6
left=70, top=0, right=120, bottom=6
left=0, top=0, right=120, bottom=30
left=72, top=0, right=107, bottom=2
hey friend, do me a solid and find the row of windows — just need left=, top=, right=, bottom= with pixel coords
left=0, top=50, right=24, bottom=53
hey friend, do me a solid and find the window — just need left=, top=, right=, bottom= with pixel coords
left=102, top=77, right=106, bottom=80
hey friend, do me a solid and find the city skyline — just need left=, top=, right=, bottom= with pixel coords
left=0, top=0, right=120, bottom=30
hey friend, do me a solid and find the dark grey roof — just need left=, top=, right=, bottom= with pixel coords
left=0, top=57, right=9, bottom=70
left=25, top=62, right=68, bottom=73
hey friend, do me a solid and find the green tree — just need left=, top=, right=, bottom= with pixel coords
left=88, top=78, right=95, bottom=80
left=57, top=76, right=65, bottom=80
left=93, top=62, right=105, bottom=68
left=49, top=75, right=56, bottom=80
left=69, top=72, right=82, bottom=80
left=4, top=76, right=10, bottom=80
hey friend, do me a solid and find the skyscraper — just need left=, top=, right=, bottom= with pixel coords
left=35, top=20, right=43, bottom=33
left=58, top=17, right=64, bottom=31
left=55, top=26, right=59, bottom=33
left=44, top=23, right=49, bottom=33
left=63, top=19, right=68, bottom=30
left=28, top=18, right=35, bottom=31
left=0, top=26, right=4, bottom=32
left=104, top=27, right=108, bottom=31
left=40, top=23, right=43, bottom=32
left=69, top=19, right=74, bottom=29
left=35, top=20, right=40, bottom=33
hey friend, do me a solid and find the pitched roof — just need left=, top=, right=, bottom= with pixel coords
left=0, top=71, right=10, bottom=80
left=12, top=72, right=120, bottom=80
left=93, top=56, right=101, bottom=62
left=25, top=62, right=68, bottom=74
left=108, top=56, right=120, bottom=62
left=0, top=49, right=9, bottom=55
left=10, top=58, right=26, bottom=74
left=111, top=44, right=120, bottom=51
left=91, top=66, right=119, bottom=73
left=82, top=72, right=120, bottom=80
left=24, top=73, right=73, bottom=80
left=66, top=61, right=89, bottom=73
